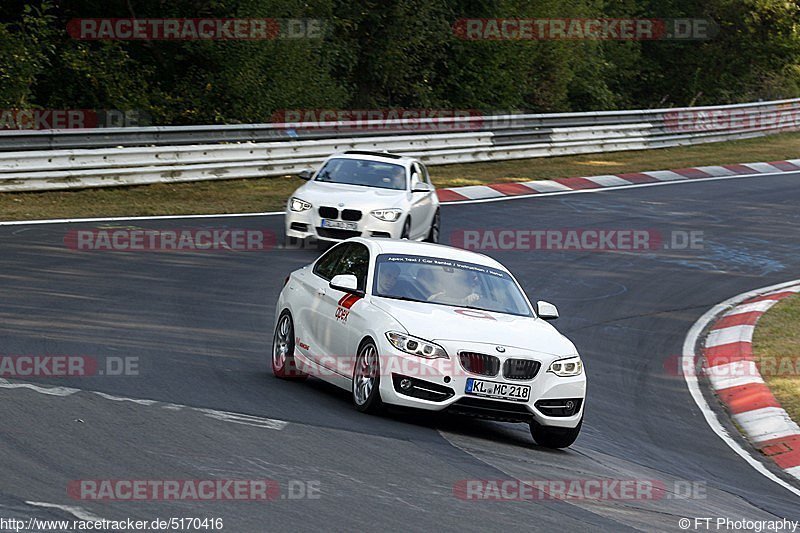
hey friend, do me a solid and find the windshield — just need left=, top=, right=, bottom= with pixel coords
left=372, top=254, right=533, bottom=317
left=314, top=158, right=406, bottom=190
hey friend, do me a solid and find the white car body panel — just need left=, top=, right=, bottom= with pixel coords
left=274, top=239, right=586, bottom=429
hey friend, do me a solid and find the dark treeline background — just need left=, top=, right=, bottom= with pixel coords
left=1, top=0, right=799, bottom=125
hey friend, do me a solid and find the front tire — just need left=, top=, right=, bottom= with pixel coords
left=272, top=311, right=307, bottom=380
left=400, top=218, right=411, bottom=240
left=529, top=419, right=582, bottom=449
left=424, top=210, right=440, bottom=243
left=352, top=339, right=383, bottom=413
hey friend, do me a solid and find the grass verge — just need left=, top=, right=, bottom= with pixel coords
left=1, top=132, right=799, bottom=222
left=752, top=293, right=800, bottom=423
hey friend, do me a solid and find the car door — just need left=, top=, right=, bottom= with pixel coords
left=298, top=242, right=349, bottom=367
left=409, top=162, right=435, bottom=239
left=324, top=242, right=370, bottom=378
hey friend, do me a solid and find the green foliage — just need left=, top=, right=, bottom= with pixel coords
left=0, top=0, right=797, bottom=123
left=0, top=2, right=56, bottom=107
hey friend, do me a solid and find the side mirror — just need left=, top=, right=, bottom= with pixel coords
left=411, top=181, right=432, bottom=193
left=330, top=274, right=363, bottom=296
left=298, top=169, right=313, bottom=180
left=536, top=300, right=559, bottom=320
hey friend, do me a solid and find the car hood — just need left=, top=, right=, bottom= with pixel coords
left=294, top=180, right=406, bottom=209
left=372, top=298, right=577, bottom=357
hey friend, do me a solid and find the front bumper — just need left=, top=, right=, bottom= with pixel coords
left=285, top=208, right=405, bottom=242
left=375, top=338, right=586, bottom=429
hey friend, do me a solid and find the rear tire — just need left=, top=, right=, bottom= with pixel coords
left=529, top=419, right=582, bottom=449
left=424, top=210, right=440, bottom=243
left=271, top=311, right=307, bottom=380
left=352, top=339, right=383, bottom=413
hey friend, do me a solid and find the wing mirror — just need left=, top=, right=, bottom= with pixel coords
left=536, top=300, right=559, bottom=320
left=330, top=274, right=363, bottom=296
left=298, top=169, right=314, bottom=180
left=411, top=180, right=432, bottom=193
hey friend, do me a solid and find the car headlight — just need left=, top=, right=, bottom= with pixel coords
left=290, top=197, right=312, bottom=212
left=371, top=209, right=402, bottom=222
left=386, top=331, right=448, bottom=359
left=547, top=356, right=583, bottom=377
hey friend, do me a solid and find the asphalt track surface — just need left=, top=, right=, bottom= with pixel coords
left=1, top=173, right=800, bottom=532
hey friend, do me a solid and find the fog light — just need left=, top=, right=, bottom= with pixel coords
left=400, top=378, right=412, bottom=391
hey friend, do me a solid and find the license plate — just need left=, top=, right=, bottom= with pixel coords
left=321, top=219, right=357, bottom=230
left=465, top=378, right=530, bottom=402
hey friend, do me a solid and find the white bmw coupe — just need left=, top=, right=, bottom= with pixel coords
left=284, top=151, right=440, bottom=245
left=272, top=238, right=586, bottom=448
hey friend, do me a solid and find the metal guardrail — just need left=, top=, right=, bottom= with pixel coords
left=0, top=98, right=798, bottom=192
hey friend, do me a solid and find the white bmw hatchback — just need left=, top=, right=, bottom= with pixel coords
left=272, top=238, right=587, bottom=448
left=284, top=151, right=440, bottom=245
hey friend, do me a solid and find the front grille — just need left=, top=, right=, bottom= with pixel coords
left=448, top=397, right=533, bottom=422
left=535, top=398, right=583, bottom=417
left=318, top=206, right=339, bottom=219
left=341, top=209, right=362, bottom=221
left=503, top=359, right=541, bottom=381
left=316, top=227, right=362, bottom=240
left=458, top=352, right=500, bottom=377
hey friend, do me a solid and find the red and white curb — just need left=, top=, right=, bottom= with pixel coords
left=683, top=280, right=800, bottom=496
left=436, top=159, right=800, bottom=203
left=702, top=284, right=800, bottom=479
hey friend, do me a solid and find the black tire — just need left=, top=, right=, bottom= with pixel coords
left=271, top=311, right=307, bottom=380
left=529, top=419, right=582, bottom=449
left=352, top=339, right=384, bottom=413
left=424, top=210, right=440, bottom=243
left=400, top=218, right=411, bottom=240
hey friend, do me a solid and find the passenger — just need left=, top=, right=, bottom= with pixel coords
left=388, top=167, right=406, bottom=189
left=427, top=268, right=481, bottom=306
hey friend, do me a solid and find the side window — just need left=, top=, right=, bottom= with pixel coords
left=334, top=243, right=370, bottom=291
left=411, top=162, right=422, bottom=184
left=420, top=163, right=432, bottom=184
left=313, top=243, right=349, bottom=281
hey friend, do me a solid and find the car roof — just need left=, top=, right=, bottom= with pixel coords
left=327, top=151, right=417, bottom=166
left=347, top=238, right=507, bottom=271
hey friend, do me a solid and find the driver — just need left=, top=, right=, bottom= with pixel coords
left=377, top=263, right=415, bottom=297
left=378, top=264, right=400, bottom=294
